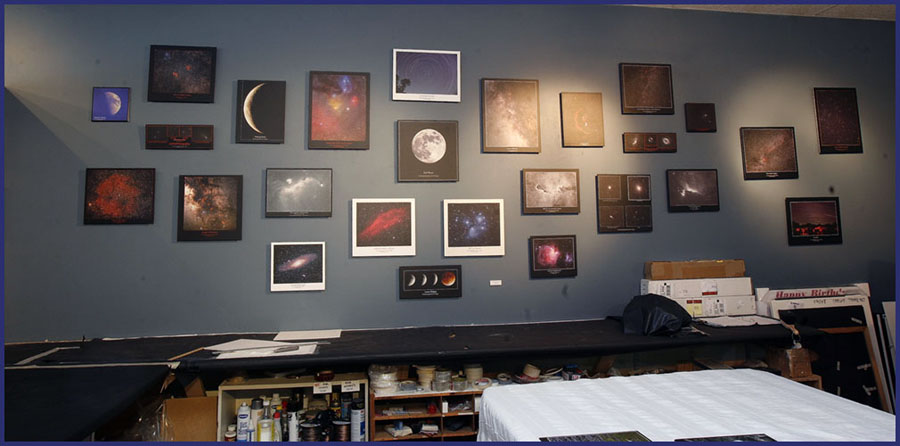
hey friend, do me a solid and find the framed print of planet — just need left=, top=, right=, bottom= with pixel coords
left=177, top=175, right=242, bottom=241
left=265, top=168, right=332, bottom=217
left=91, top=87, right=130, bottom=122
left=236, top=80, right=285, bottom=143
left=398, top=120, right=459, bottom=182
left=147, top=45, right=216, bottom=103
left=482, top=78, right=541, bottom=153
left=393, top=49, right=461, bottom=102
left=521, top=168, right=580, bottom=214
left=443, top=199, right=505, bottom=257
left=84, top=168, right=155, bottom=224
left=271, top=242, right=325, bottom=292
left=308, top=71, right=370, bottom=150
left=352, top=198, right=415, bottom=257
left=529, top=235, right=577, bottom=279
left=560, top=92, right=604, bottom=147
left=399, top=265, right=462, bottom=299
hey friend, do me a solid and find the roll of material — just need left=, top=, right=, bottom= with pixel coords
left=496, top=373, right=512, bottom=385
left=523, top=363, right=541, bottom=379
left=473, top=377, right=492, bottom=389
left=464, top=364, right=483, bottom=382
left=332, top=421, right=351, bottom=442
left=300, top=423, right=320, bottom=442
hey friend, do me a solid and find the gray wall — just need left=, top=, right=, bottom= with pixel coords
left=4, top=5, right=895, bottom=342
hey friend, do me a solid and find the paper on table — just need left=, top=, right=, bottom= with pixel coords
left=204, top=339, right=295, bottom=352
left=274, top=329, right=342, bottom=341
left=699, top=315, right=782, bottom=327
left=216, top=344, right=317, bottom=360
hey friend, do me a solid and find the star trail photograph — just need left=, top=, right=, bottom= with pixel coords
left=393, top=49, right=461, bottom=102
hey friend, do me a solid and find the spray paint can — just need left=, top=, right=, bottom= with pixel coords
left=236, top=402, right=251, bottom=442
left=350, top=398, right=365, bottom=442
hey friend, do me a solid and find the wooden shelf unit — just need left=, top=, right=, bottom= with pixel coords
left=369, top=387, right=482, bottom=441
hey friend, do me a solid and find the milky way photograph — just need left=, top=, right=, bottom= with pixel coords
left=522, top=169, right=580, bottom=214
left=740, top=127, right=799, bottom=179
left=482, top=79, right=541, bottom=153
left=814, top=88, right=862, bottom=153
left=236, top=80, right=285, bottom=144
left=666, top=169, right=719, bottom=212
left=786, top=197, right=842, bottom=246
left=84, top=168, right=155, bottom=224
left=529, top=235, right=577, bottom=278
left=397, top=120, right=459, bottom=182
left=393, top=49, right=461, bottom=102
left=560, top=92, right=604, bottom=147
left=619, top=63, right=674, bottom=114
left=685, top=102, right=717, bottom=132
left=352, top=199, right=415, bottom=257
left=596, top=174, right=652, bottom=232
left=444, top=199, right=505, bottom=257
left=148, top=45, right=216, bottom=103
left=265, top=168, right=332, bottom=217
left=398, top=265, right=462, bottom=299
left=178, top=175, right=242, bottom=241
left=91, top=87, right=130, bottom=122
left=271, top=242, right=325, bottom=291
left=308, top=71, right=369, bottom=149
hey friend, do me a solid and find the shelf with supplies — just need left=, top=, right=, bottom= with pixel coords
left=369, top=387, right=483, bottom=441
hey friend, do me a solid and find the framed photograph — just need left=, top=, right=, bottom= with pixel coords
left=739, top=127, right=799, bottom=180
left=814, top=87, right=862, bottom=154
left=271, top=242, right=325, bottom=292
left=84, top=168, right=154, bottom=224
left=308, top=71, right=370, bottom=149
left=352, top=198, right=415, bottom=257
left=236, top=80, right=285, bottom=144
left=595, top=174, right=652, bottom=233
left=666, top=169, right=719, bottom=212
left=393, top=49, right=461, bottom=102
left=560, top=92, right=604, bottom=147
left=91, top=87, right=130, bottom=122
left=265, top=168, right=332, bottom=217
left=145, top=124, right=213, bottom=150
left=623, top=132, right=677, bottom=153
left=399, top=265, right=462, bottom=299
left=619, top=63, right=674, bottom=115
left=785, top=197, right=842, bottom=246
left=147, top=45, right=216, bottom=103
left=482, top=78, right=541, bottom=153
left=521, top=168, right=580, bottom=214
left=529, top=235, right=577, bottom=279
left=397, top=120, right=459, bottom=182
left=443, top=199, right=505, bottom=257
left=177, top=175, right=242, bottom=241
left=684, top=103, right=716, bottom=132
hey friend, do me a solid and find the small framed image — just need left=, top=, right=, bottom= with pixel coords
left=177, top=175, right=242, bottom=241
left=91, top=87, right=130, bottom=122
left=399, top=265, right=462, bottom=299
left=666, top=169, right=719, bottom=212
left=271, top=242, right=325, bottom=292
left=148, top=45, right=216, bottom=103
left=84, top=168, right=155, bottom=224
left=393, top=49, right=461, bottom=102
left=560, top=92, right=604, bottom=147
left=684, top=103, right=716, bottom=132
left=740, top=127, right=799, bottom=180
left=265, top=168, right=332, bottom=217
left=785, top=197, right=842, bottom=246
left=619, top=63, right=674, bottom=115
left=482, top=78, right=541, bottom=153
left=623, top=132, right=677, bottom=153
left=236, top=80, right=286, bottom=143
left=529, top=235, right=577, bottom=279
left=521, top=168, right=580, bottom=214
left=397, top=120, right=459, bottom=182
left=352, top=198, right=415, bottom=257
left=443, top=199, right=505, bottom=257
left=596, top=174, right=652, bottom=233
left=814, top=87, right=862, bottom=154
left=308, top=71, right=370, bottom=149
left=145, top=124, right=213, bottom=150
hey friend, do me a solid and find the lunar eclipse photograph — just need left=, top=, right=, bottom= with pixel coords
left=236, top=80, right=285, bottom=143
left=397, top=120, right=459, bottom=182
left=398, top=265, right=462, bottom=299
left=271, top=242, right=325, bottom=292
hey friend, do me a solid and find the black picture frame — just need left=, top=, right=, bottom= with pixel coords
left=619, top=63, right=674, bottom=115
left=397, top=120, right=459, bottom=182
left=814, top=87, right=863, bottom=154
left=91, top=87, right=130, bottom=122
left=529, top=235, right=577, bottom=278
left=399, top=265, right=462, bottom=299
left=560, top=92, right=604, bottom=147
left=236, top=80, right=286, bottom=144
left=666, top=169, right=719, bottom=212
left=147, top=45, right=216, bottom=103
left=785, top=197, right=842, bottom=246
left=521, top=168, right=580, bottom=214
left=308, top=71, right=370, bottom=150
left=84, top=168, right=155, bottom=225
left=596, top=174, right=652, bottom=233
left=482, top=78, right=541, bottom=153
left=740, top=127, right=799, bottom=180
left=177, top=175, right=242, bottom=241
left=145, top=124, right=213, bottom=150
left=623, top=132, right=677, bottom=153
left=265, top=168, right=333, bottom=217
left=684, top=102, right=716, bottom=132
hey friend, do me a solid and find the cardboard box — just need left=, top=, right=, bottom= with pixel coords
left=671, top=295, right=756, bottom=317
left=767, top=347, right=812, bottom=378
left=644, top=260, right=745, bottom=280
left=641, top=277, right=753, bottom=299
left=164, top=396, right=218, bottom=441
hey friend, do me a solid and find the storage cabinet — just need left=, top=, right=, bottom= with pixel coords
left=369, top=388, right=482, bottom=441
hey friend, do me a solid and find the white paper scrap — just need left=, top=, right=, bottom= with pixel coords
left=204, top=339, right=295, bottom=352
left=216, top=344, right=318, bottom=360
left=274, top=329, right=342, bottom=341
left=699, top=315, right=782, bottom=327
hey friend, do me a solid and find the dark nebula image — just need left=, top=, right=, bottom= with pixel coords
left=626, top=205, right=652, bottom=228
left=621, top=64, right=673, bottom=110
left=815, top=88, right=862, bottom=150
left=84, top=169, right=154, bottom=224
left=447, top=203, right=501, bottom=247
left=598, top=205, right=624, bottom=229
left=790, top=201, right=840, bottom=236
left=560, top=92, right=604, bottom=147
left=395, top=51, right=458, bottom=95
left=483, top=79, right=540, bottom=150
left=273, top=244, right=323, bottom=284
left=532, top=238, right=575, bottom=269
left=182, top=176, right=240, bottom=231
left=237, top=80, right=286, bottom=143
left=627, top=176, right=650, bottom=201
left=149, top=47, right=214, bottom=96
left=266, top=169, right=331, bottom=216
left=355, top=202, right=411, bottom=247
left=667, top=170, right=718, bottom=207
left=742, top=128, right=797, bottom=173
left=685, top=103, right=717, bottom=132
left=523, top=171, right=578, bottom=208
left=596, top=175, right=622, bottom=201
left=310, top=72, right=368, bottom=144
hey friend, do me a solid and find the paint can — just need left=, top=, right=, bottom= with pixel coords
left=350, top=406, right=365, bottom=441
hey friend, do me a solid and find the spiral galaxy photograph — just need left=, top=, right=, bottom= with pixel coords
left=444, top=199, right=505, bottom=257
left=393, top=49, right=460, bottom=102
left=529, top=235, right=577, bottom=278
left=619, top=63, right=674, bottom=114
left=814, top=88, right=862, bottom=153
left=482, top=78, right=541, bottom=153
left=352, top=199, right=415, bottom=257
left=147, top=45, right=216, bottom=103
left=84, top=168, right=155, bottom=224
left=309, top=71, right=369, bottom=149
left=236, top=80, right=285, bottom=143
left=91, top=87, right=130, bottom=122
left=177, top=175, right=242, bottom=241
left=740, top=127, right=798, bottom=179
left=271, top=242, right=325, bottom=292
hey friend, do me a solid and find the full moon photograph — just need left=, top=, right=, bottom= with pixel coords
left=398, top=121, right=458, bottom=182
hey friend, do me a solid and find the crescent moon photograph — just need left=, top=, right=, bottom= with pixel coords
left=236, top=80, right=286, bottom=144
left=397, top=120, right=459, bottom=182
left=398, top=265, right=462, bottom=299
left=91, top=87, right=130, bottom=122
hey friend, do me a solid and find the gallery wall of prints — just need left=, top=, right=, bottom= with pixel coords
left=3, top=4, right=895, bottom=342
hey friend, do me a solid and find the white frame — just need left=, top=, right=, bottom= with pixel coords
left=392, top=49, right=461, bottom=102
left=351, top=198, right=416, bottom=257
left=443, top=199, right=505, bottom=257
left=270, top=242, right=325, bottom=292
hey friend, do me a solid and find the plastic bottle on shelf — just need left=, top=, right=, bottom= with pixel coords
left=224, top=424, right=237, bottom=441
left=272, top=412, right=282, bottom=442
left=236, top=402, right=251, bottom=442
